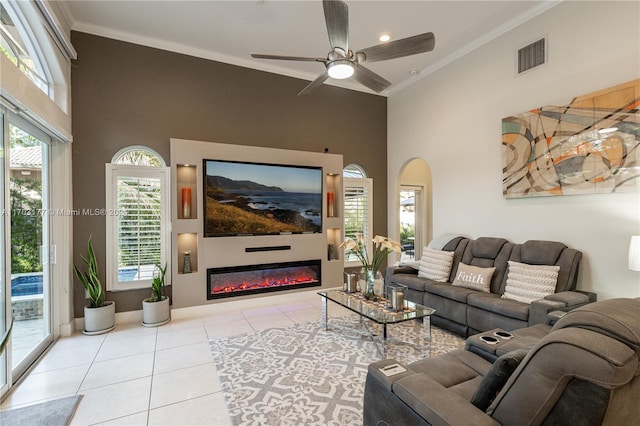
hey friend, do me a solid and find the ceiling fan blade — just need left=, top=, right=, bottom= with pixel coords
left=251, top=53, right=326, bottom=63
left=298, top=72, right=330, bottom=96
left=352, top=63, right=391, bottom=93
left=357, top=32, right=435, bottom=63
left=323, top=0, right=349, bottom=53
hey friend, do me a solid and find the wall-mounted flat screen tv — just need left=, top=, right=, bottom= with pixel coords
left=204, top=159, right=323, bottom=237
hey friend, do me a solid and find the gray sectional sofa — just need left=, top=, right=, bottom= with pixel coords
left=363, top=297, right=640, bottom=425
left=386, top=236, right=594, bottom=336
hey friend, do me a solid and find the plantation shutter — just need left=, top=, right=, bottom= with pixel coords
left=106, top=162, right=169, bottom=291
left=116, top=175, right=161, bottom=281
left=343, top=177, right=373, bottom=265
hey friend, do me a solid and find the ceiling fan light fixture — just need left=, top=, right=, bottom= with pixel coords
left=250, top=0, right=435, bottom=95
left=327, top=60, right=354, bottom=79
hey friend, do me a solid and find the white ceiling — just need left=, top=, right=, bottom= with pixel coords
left=59, top=1, right=559, bottom=96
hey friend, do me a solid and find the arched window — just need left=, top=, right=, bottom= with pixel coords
left=0, top=2, right=49, bottom=95
left=106, top=146, right=170, bottom=291
left=343, top=163, right=373, bottom=266
left=112, top=145, right=166, bottom=167
left=343, top=163, right=367, bottom=179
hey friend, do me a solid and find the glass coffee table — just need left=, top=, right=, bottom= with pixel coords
left=318, top=289, right=436, bottom=358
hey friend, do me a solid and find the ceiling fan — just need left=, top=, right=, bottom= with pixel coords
left=251, top=0, right=435, bottom=95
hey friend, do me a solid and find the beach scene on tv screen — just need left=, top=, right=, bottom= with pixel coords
left=204, top=160, right=323, bottom=236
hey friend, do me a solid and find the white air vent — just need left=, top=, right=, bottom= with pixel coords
left=517, top=37, right=546, bottom=74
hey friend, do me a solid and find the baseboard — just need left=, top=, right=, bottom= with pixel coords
left=116, top=309, right=143, bottom=325
left=59, top=321, right=75, bottom=337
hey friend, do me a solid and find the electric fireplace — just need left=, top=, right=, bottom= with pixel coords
left=206, top=259, right=321, bottom=300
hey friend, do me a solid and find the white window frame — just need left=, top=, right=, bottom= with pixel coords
left=105, top=163, right=170, bottom=291
left=0, top=1, right=51, bottom=96
left=343, top=176, right=373, bottom=268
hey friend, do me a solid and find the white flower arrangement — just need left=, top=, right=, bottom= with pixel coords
left=339, top=234, right=402, bottom=272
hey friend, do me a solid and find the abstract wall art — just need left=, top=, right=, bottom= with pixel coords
left=502, top=79, right=639, bottom=198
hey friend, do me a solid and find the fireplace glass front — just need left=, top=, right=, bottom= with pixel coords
left=207, top=259, right=321, bottom=299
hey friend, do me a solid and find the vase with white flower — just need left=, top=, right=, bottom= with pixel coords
left=339, top=234, right=402, bottom=300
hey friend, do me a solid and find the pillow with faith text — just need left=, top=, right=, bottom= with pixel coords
left=452, top=262, right=494, bottom=293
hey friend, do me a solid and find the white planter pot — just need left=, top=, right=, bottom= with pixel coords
left=83, top=301, right=116, bottom=335
left=142, top=296, right=171, bottom=327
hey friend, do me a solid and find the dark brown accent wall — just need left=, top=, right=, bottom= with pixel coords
left=71, top=32, right=387, bottom=316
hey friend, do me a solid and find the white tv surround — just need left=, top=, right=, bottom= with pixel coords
left=170, top=138, right=344, bottom=308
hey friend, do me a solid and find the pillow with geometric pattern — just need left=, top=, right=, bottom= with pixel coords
left=501, top=260, right=560, bottom=304
left=418, top=247, right=454, bottom=282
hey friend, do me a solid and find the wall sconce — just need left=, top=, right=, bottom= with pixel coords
left=629, top=236, right=640, bottom=271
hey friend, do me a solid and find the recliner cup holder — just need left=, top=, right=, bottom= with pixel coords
left=493, top=331, right=513, bottom=340
left=479, top=335, right=499, bottom=345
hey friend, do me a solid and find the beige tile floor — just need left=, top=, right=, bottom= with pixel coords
left=0, top=288, right=352, bottom=425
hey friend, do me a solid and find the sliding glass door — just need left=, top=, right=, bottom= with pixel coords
left=6, top=117, right=53, bottom=380
left=0, top=111, right=7, bottom=397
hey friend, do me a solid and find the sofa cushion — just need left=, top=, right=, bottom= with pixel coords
left=470, top=349, right=529, bottom=411
left=409, top=349, right=492, bottom=389
left=418, top=248, right=454, bottom=282
left=467, top=293, right=531, bottom=321
left=468, top=237, right=510, bottom=259
left=502, top=261, right=560, bottom=304
left=504, top=243, right=582, bottom=293
left=392, top=373, right=496, bottom=425
left=428, top=282, right=477, bottom=303
left=461, top=237, right=514, bottom=294
left=391, top=273, right=431, bottom=292
left=519, top=240, right=566, bottom=265
left=452, top=263, right=494, bottom=293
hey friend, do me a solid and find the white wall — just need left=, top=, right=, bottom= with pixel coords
left=388, top=1, right=640, bottom=299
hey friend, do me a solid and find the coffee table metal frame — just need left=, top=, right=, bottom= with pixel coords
left=318, top=289, right=436, bottom=358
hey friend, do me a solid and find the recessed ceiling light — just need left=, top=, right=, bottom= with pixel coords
left=379, top=34, right=391, bottom=42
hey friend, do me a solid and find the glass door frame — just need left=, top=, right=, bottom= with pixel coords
left=0, top=110, right=8, bottom=398
left=3, top=110, right=54, bottom=384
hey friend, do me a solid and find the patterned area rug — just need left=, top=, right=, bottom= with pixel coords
left=209, top=316, right=464, bottom=426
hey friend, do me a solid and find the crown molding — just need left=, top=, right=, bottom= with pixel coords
left=386, top=0, right=563, bottom=96
left=70, top=21, right=377, bottom=96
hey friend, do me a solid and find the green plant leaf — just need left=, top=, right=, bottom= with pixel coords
left=74, top=237, right=104, bottom=308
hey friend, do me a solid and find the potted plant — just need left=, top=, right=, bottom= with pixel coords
left=74, top=237, right=115, bottom=335
left=142, top=263, right=170, bottom=327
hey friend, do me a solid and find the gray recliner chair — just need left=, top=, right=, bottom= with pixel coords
left=363, top=298, right=640, bottom=425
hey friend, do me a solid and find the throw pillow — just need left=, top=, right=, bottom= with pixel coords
left=417, top=247, right=454, bottom=282
left=471, top=349, right=529, bottom=411
left=502, top=261, right=560, bottom=304
left=451, top=263, right=495, bottom=293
